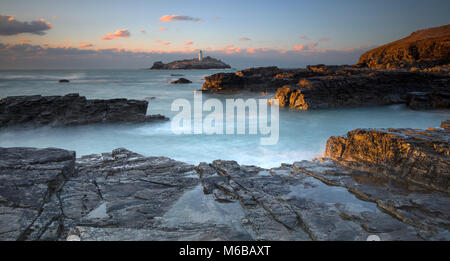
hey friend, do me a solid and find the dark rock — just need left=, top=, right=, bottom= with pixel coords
left=271, top=72, right=449, bottom=110
left=61, top=149, right=250, bottom=241
left=59, top=79, right=70, bottom=83
left=324, top=128, right=450, bottom=192
left=150, top=56, right=231, bottom=70
left=0, top=93, right=167, bottom=128
left=170, top=74, right=184, bottom=77
left=169, top=78, right=192, bottom=84
left=0, top=147, right=76, bottom=241
left=357, top=24, right=450, bottom=69
left=406, top=91, right=450, bottom=109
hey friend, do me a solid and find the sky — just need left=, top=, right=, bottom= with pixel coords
left=0, top=0, right=449, bottom=69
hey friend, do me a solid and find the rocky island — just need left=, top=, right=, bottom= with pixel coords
left=149, top=51, right=231, bottom=70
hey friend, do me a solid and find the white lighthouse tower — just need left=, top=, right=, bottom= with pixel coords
left=198, top=50, right=203, bottom=61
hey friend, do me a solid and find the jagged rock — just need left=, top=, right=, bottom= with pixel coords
left=406, top=91, right=450, bottom=109
left=169, top=78, right=192, bottom=84
left=271, top=72, right=449, bottom=110
left=0, top=147, right=76, bottom=241
left=59, top=79, right=70, bottom=83
left=149, top=56, right=231, bottom=70
left=324, top=128, right=450, bottom=192
left=0, top=93, right=167, bottom=128
left=357, top=24, right=450, bottom=69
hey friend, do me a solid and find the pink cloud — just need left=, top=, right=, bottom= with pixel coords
left=140, top=29, right=146, bottom=34
left=159, top=27, right=167, bottom=31
left=185, top=41, right=193, bottom=45
left=319, top=37, right=331, bottom=42
left=293, top=44, right=305, bottom=51
left=100, top=29, right=130, bottom=40
left=159, top=15, right=202, bottom=22
left=79, top=42, right=94, bottom=48
left=247, top=48, right=256, bottom=53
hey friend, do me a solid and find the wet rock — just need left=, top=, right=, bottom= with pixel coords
left=0, top=93, right=167, bottom=128
left=406, top=91, right=450, bottom=109
left=0, top=147, right=76, bottom=241
left=293, top=159, right=450, bottom=239
left=196, top=160, right=438, bottom=240
left=169, top=78, right=192, bottom=84
left=325, top=128, right=450, bottom=192
left=442, top=120, right=450, bottom=130
left=59, top=79, right=70, bottom=83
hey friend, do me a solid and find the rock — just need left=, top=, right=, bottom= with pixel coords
left=442, top=120, right=450, bottom=130
left=59, top=79, right=70, bottom=83
left=357, top=24, right=450, bottom=69
left=60, top=148, right=250, bottom=241
left=406, top=91, right=450, bottom=109
left=170, top=74, right=184, bottom=76
left=324, top=128, right=450, bottom=192
left=149, top=56, right=231, bottom=70
left=169, top=78, right=192, bottom=84
left=271, top=72, right=449, bottom=110
left=0, top=147, right=76, bottom=241
left=0, top=93, right=168, bottom=128
left=1, top=139, right=449, bottom=240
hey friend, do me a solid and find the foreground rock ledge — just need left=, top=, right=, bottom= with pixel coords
left=0, top=93, right=168, bottom=128
left=1, top=123, right=449, bottom=241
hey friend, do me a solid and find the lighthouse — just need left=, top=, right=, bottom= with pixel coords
left=198, top=50, right=203, bottom=61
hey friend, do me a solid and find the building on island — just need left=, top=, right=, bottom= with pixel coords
left=198, top=50, right=203, bottom=61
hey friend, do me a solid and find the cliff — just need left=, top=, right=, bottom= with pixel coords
left=357, top=24, right=450, bottom=69
left=149, top=56, right=231, bottom=70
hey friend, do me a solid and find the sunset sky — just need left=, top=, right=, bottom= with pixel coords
left=1, top=0, right=449, bottom=69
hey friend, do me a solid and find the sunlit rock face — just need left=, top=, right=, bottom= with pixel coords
left=0, top=93, right=167, bottom=128
left=150, top=56, right=231, bottom=70
left=357, top=24, right=450, bottom=69
left=325, top=127, right=450, bottom=193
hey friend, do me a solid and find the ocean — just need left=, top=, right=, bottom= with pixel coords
left=0, top=69, right=449, bottom=168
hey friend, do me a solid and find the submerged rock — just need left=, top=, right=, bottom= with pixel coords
left=59, top=79, right=70, bottom=83
left=0, top=93, right=167, bottom=128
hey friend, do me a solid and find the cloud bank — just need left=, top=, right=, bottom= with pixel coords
left=0, top=42, right=374, bottom=69
left=0, top=15, right=52, bottom=36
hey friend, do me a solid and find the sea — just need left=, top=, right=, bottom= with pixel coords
left=0, top=69, right=449, bottom=168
